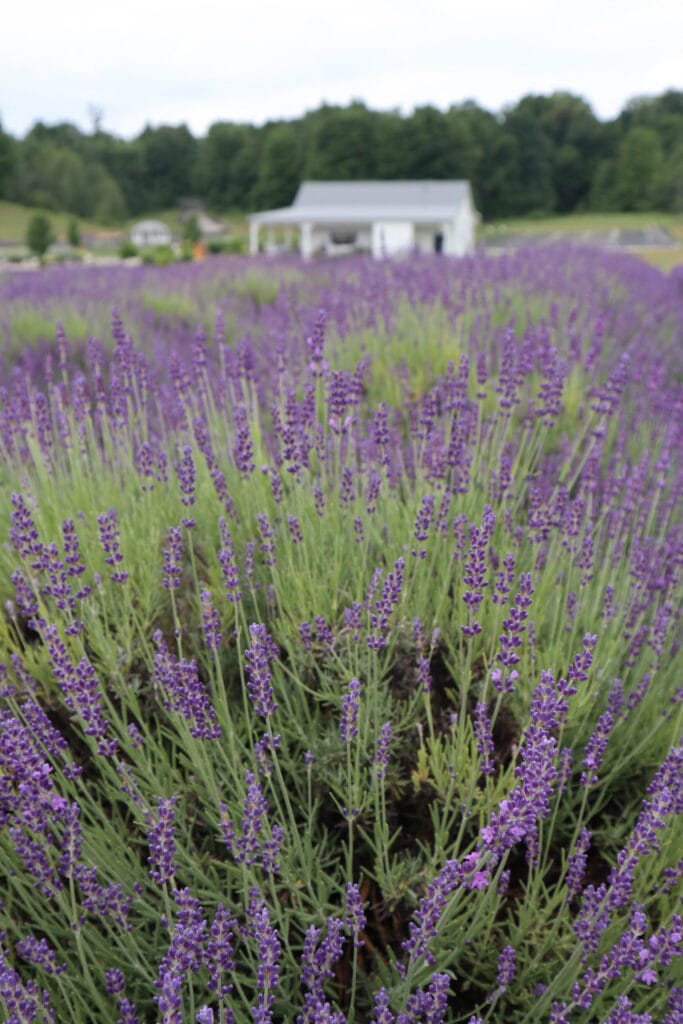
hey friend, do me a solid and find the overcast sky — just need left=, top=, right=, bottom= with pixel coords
left=3, top=0, right=682, bottom=138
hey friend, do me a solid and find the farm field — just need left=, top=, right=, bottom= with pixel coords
left=3, top=200, right=683, bottom=269
left=0, top=247, right=681, bottom=1023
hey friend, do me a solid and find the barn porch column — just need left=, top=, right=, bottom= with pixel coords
left=249, top=220, right=260, bottom=255
left=300, top=221, right=313, bottom=259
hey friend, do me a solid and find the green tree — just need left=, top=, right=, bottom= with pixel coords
left=182, top=213, right=202, bottom=244
left=502, top=98, right=556, bottom=214
left=373, top=111, right=412, bottom=178
left=253, top=123, right=304, bottom=208
left=26, top=212, right=54, bottom=261
left=0, top=119, right=16, bottom=198
left=402, top=106, right=450, bottom=178
left=304, top=102, right=377, bottom=179
left=138, top=124, right=198, bottom=209
left=67, top=218, right=81, bottom=247
left=532, top=93, right=605, bottom=212
left=193, top=122, right=261, bottom=210
left=614, top=125, right=664, bottom=210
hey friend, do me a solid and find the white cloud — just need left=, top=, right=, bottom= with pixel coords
left=1, top=0, right=681, bottom=136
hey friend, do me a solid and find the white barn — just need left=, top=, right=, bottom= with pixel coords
left=249, top=181, right=478, bottom=259
left=130, top=219, right=173, bottom=248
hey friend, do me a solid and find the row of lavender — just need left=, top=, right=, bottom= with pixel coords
left=0, top=248, right=681, bottom=1023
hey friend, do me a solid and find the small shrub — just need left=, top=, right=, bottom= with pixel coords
left=119, top=239, right=138, bottom=259
left=25, top=212, right=55, bottom=262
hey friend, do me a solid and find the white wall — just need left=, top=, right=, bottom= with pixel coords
left=371, top=221, right=414, bottom=258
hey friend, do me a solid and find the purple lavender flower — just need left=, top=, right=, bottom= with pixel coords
left=412, top=494, right=435, bottom=557
left=218, top=517, right=242, bottom=603
left=9, top=492, right=43, bottom=562
left=288, top=515, right=303, bottom=544
left=566, top=827, right=592, bottom=901
left=247, top=890, right=280, bottom=1024
left=401, top=858, right=462, bottom=967
left=163, top=527, right=183, bottom=590
left=175, top=445, right=196, bottom=527
left=233, top=406, right=255, bottom=475
left=44, top=626, right=116, bottom=753
left=371, top=988, right=395, bottom=1024
left=315, top=616, right=334, bottom=652
left=495, top=944, right=516, bottom=993
left=153, top=634, right=221, bottom=740
left=200, top=590, right=222, bottom=652
left=147, top=796, right=179, bottom=885
left=155, top=887, right=207, bottom=1019
left=0, top=950, right=45, bottom=1022
left=340, top=678, right=361, bottom=743
left=473, top=701, right=495, bottom=775
left=461, top=506, right=496, bottom=636
left=105, top=968, right=126, bottom=996
left=299, top=621, right=313, bottom=652
left=345, top=882, right=366, bottom=947
left=481, top=670, right=561, bottom=858
left=97, top=509, right=128, bottom=584
left=367, top=558, right=405, bottom=650
left=340, top=465, right=355, bottom=505
left=236, top=771, right=268, bottom=867
left=421, top=972, right=450, bottom=1024
left=135, top=441, right=156, bottom=489
left=299, top=917, right=345, bottom=1023
left=306, top=309, right=328, bottom=378
left=257, top=513, right=276, bottom=568
left=15, top=935, right=67, bottom=976
left=375, top=721, right=392, bottom=780
left=244, top=624, right=279, bottom=719
left=581, top=711, right=614, bottom=787
left=206, top=903, right=236, bottom=998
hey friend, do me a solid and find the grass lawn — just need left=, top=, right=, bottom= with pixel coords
left=480, top=211, right=683, bottom=270
left=0, top=201, right=106, bottom=246
left=0, top=201, right=245, bottom=256
left=480, top=210, right=683, bottom=239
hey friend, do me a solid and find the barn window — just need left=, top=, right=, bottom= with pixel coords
left=330, top=231, right=357, bottom=245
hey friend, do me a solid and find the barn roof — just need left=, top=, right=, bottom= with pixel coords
left=250, top=180, right=473, bottom=225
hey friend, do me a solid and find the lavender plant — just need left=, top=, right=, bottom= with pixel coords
left=0, top=246, right=681, bottom=1024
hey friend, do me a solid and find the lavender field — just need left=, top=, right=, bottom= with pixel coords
left=0, top=248, right=681, bottom=1024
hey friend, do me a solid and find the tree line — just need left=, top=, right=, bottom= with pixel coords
left=1, top=91, right=682, bottom=224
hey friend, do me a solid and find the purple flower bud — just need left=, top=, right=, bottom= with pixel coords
left=345, top=882, right=366, bottom=946
left=245, top=624, right=279, bottom=719
left=163, top=527, right=183, bottom=590
left=97, top=509, right=128, bottom=584
left=257, top=513, right=276, bottom=568
left=581, top=711, right=614, bottom=787
left=496, top=944, right=516, bottom=991
left=371, top=988, right=395, bottom=1024
left=566, top=827, right=592, bottom=901
left=288, top=515, right=303, bottom=544
left=340, top=678, right=361, bottom=742
left=473, top=701, right=495, bottom=775
left=200, top=590, right=222, bottom=652
left=15, top=935, right=67, bottom=976
left=375, top=721, right=392, bottom=780
left=147, top=796, right=179, bottom=885
left=218, top=517, right=241, bottom=603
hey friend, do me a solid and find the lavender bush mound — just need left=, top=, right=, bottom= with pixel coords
left=0, top=247, right=681, bottom=1024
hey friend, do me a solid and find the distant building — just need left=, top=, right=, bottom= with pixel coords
left=249, top=181, right=478, bottom=259
left=130, top=220, right=172, bottom=248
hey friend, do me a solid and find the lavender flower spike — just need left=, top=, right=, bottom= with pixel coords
left=245, top=624, right=279, bottom=719
left=340, top=678, right=361, bottom=743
